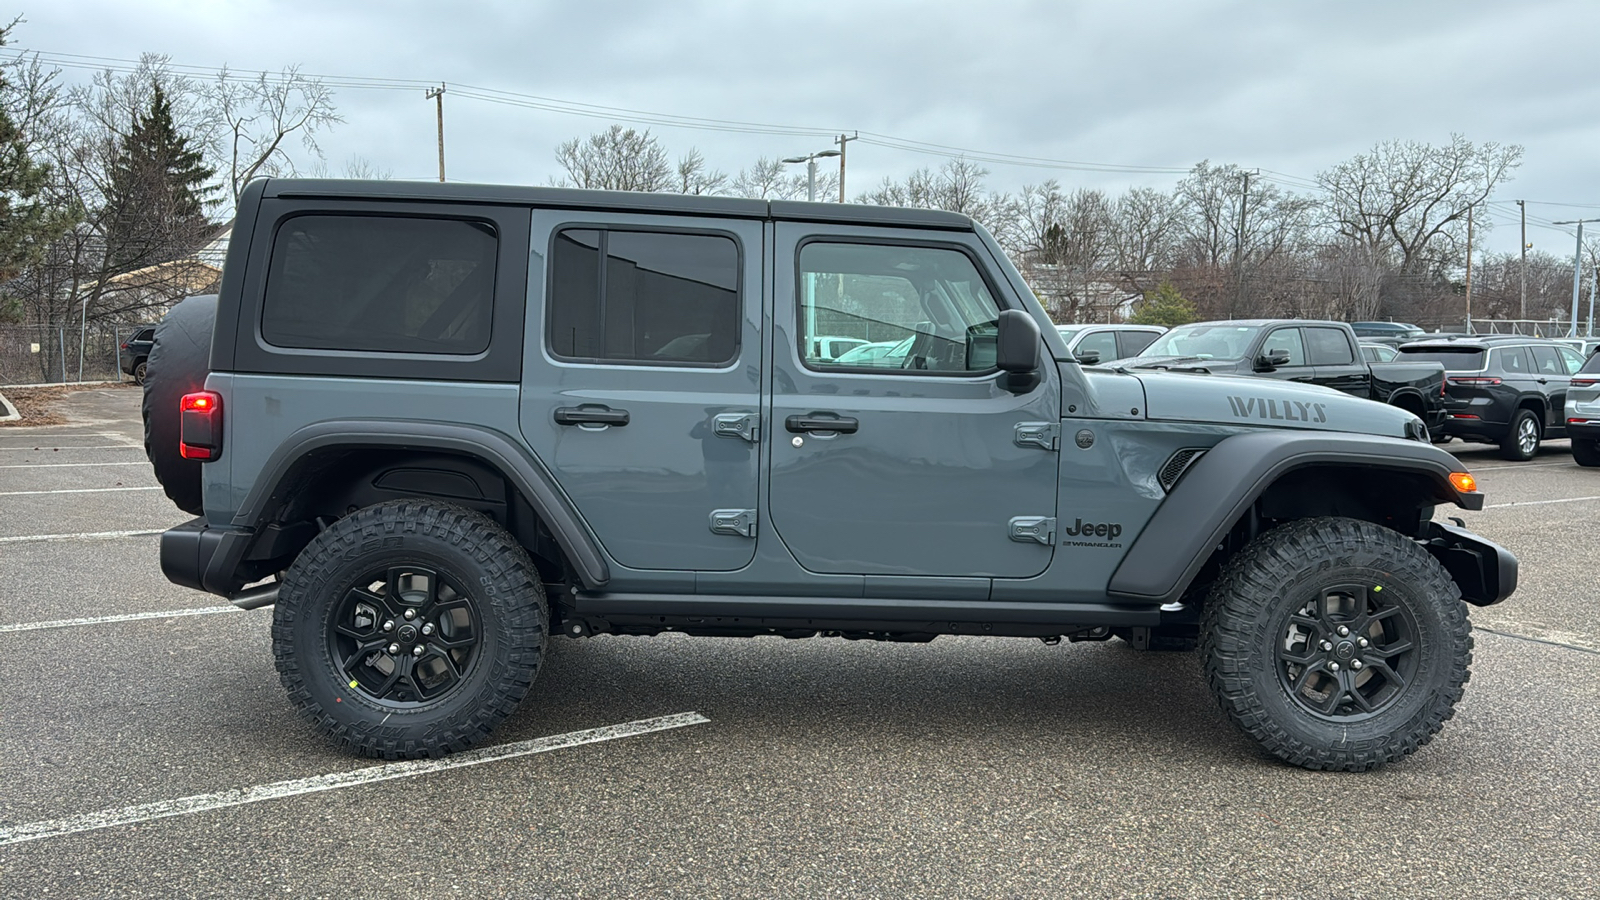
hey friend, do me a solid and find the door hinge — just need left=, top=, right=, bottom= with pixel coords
left=709, top=508, right=757, bottom=538
left=1008, top=516, right=1056, bottom=545
left=712, top=412, right=760, bottom=443
left=1014, top=422, right=1060, bottom=451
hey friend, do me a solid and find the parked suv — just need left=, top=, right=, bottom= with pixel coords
left=1566, top=350, right=1600, bottom=467
left=1399, top=335, right=1588, bottom=460
left=143, top=179, right=1514, bottom=771
left=1054, top=324, right=1164, bottom=365
left=119, top=326, right=155, bottom=384
left=1352, top=321, right=1426, bottom=347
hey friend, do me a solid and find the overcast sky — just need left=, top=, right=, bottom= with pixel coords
left=12, top=0, right=1600, bottom=257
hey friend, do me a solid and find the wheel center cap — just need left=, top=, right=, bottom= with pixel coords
left=397, top=624, right=418, bottom=643
left=1334, top=640, right=1356, bottom=660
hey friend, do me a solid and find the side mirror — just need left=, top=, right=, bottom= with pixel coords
left=1074, top=349, right=1102, bottom=366
left=996, top=309, right=1041, bottom=393
left=1257, top=348, right=1291, bottom=369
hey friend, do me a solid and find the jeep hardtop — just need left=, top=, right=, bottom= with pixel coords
left=145, top=178, right=1516, bottom=770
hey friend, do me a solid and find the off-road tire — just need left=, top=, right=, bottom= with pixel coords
left=1499, top=408, right=1540, bottom=461
left=272, top=500, right=548, bottom=759
left=141, top=294, right=217, bottom=515
left=1572, top=438, right=1600, bottom=468
left=1201, top=517, right=1471, bottom=771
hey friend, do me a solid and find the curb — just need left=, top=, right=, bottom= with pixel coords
left=0, top=378, right=128, bottom=389
left=0, top=392, right=17, bottom=423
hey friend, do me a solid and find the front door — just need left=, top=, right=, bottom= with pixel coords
left=767, top=224, right=1060, bottom=578
left=519, top=212, right=763, bottom=572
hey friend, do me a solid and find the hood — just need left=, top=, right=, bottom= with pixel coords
left=1134, top=369, right=1419, bottom=439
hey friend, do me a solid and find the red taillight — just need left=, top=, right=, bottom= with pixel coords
left=179, top=391, right=222, bottom=461
left=1449, top=414, right=1481, bottom=420
left=1448, top=376, right=1502, bottom=386
left=1573, top=378, right=1598, bottom=387
left=1572, top=418, right=1593, bottom=425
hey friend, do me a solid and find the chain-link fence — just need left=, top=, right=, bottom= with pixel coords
left=0, top=322, right=148, bottom=386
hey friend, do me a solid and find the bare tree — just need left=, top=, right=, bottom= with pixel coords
left=555, top=125, right=673, bottom=192
left=208, top=65, right=340, bottom=203
left=674, top=148, right=728, bottom=196
left=1316, top=135, right=1522, bottom=276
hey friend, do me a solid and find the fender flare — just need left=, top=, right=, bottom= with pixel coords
left=1107, top=430, right=1479, bottom=605
left=232, top=419, right=610, bottom=589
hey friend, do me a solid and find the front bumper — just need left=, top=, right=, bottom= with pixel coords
left=1422, top=520, right=1518, bottom=606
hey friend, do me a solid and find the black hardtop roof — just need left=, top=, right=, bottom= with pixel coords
left=258, top=178, right=976, bottom=231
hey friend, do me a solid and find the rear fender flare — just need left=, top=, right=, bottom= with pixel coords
left=1107, top=430, right=1479, bottom=605
left=232, top=420, right=610, bottom=589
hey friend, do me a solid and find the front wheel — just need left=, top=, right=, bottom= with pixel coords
left=272, top=500, right=548, bottom=759
left=1201, top=517, right=1471, bottom=771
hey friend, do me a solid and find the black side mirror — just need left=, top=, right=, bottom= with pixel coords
left=1257, top=348, right=1291, bottom=369
left=996, top=310, right=1041, bottom=393
left=1074, top=349, right=1102, bottom=366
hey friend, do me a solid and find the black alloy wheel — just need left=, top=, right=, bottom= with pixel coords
left=1276, top=583, right=1418, bottom=720
left=331, top=564, right=482, bottom=706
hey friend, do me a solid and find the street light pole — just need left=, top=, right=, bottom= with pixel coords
left=1553, top=219, right=1598, bottom=337
left=781, top=148, right=843, bottom=356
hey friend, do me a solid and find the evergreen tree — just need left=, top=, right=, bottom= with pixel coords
left=104, top=83, right=216, bottom=271
left=1129, top=280, right=1198, bottom=327
left=0, top=23, right=73, bottom=287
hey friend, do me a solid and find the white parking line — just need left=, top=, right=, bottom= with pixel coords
left=0, top=485, right=162, bottom=496
left=0, top=461, right=148, bottom=469
left=0, top=712, right=710, bottom=847
left=0, top=529, right=166, bottom=544
left=1484, top=495, right=1600, bottom=509
left=1469, top=461, right=1576, bottom=472
left=0, top=445, right=141, bottom=452
left=0, top=607, right=242, bottom=633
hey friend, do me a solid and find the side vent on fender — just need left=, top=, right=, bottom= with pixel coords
left=1158, top=448, right=1206, bottom=492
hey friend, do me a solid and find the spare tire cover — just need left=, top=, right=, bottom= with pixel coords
left=142, top=294, right=218, bottom=516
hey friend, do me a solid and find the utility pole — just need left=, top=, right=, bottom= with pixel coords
left=1465, top=205, right=1474, bottom=331
left=1517, top=199, right=1527, bottom=319
left=1233, top=169, right=1257, bottom=316
left=834, top=132, right=858, bottom=203
left=425, top=84, right=446, bottom=182
left=1552, top=219, right=1597, bottom=337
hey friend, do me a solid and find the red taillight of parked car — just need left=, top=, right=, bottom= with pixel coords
left=179, top=391, right=222, bottom=461
left=1572, top=378, right=1598, bottom=387
left=1572, top=418, right=1593, bottom=426
left=1448, top=376, right=1502, bottom=386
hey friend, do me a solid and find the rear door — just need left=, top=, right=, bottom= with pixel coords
left=1304, top=325, right=1367, bottom=396
left=518, top=212, right=763, bottom=572
left=1530, top=344, right=1572, bottom=430
left=767, top=223, right=1060, bottom=579
left=1116, top=328, right=1161, bottom=360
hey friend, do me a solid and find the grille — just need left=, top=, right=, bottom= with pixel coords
left=1158, top=448, right=1206, bottom=492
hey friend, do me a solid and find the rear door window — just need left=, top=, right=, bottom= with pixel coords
left=1491, top=346, right=1532, bottom=374
left=262, top=215, right=497, bottom=354
left=1305, top=327, right=1355, bottom=365
left=1529, top=345, right=1566, bottom=377
left=1117, top=330, right=1161, bottom=358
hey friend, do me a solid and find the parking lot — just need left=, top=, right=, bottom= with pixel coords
left=1, top=386, right=1597, bottom=898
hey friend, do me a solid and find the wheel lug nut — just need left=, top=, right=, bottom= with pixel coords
left=382, top=620, right=394, bottom=632
left=1320, top=640, right=1333, bottom=651
left=1336, top=626, right=1350, bottom=637
left=421, top=623, right=435, bottom=636
left=1357, top=637, right=1369, bottom=648
left=404, top=609, right=417, bottom=621
left=412, top=646, right=424, bottom=657
left=387, top=643, right=400, bottom=655
left=1351, top=659, right=1363, bottom=670
left=1328, top=662, right=1340, bottom=672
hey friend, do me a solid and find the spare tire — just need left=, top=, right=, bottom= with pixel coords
left=142, top=294, right=218, bottom=516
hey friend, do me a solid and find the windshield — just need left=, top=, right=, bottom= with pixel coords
left=1055, top=326, right=1084, bottom=339
left=1398, top=347, right=1486, bottom=372
left=1139, top=324, right=1263, bottom=360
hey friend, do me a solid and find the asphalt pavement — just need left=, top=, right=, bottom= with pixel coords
left=1, top=388, right=1596, bottom=899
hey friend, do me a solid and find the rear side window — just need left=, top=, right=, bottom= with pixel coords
left=1491, top=346, right=1531, bottom=374
left=262, top=215, right=497, bottom=354
left=1398, top=347, right=1485, bottom=371
left=1305, top=327, right=1355, bottom=365
left=1118, top=330, right=1160, bottom=358
left=548, top=229, right=739, bottom=366
left=1529, top=345, right=1566, bottom=376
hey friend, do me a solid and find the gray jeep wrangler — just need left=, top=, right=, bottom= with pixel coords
left=146, top=179, right=1516, bottom=770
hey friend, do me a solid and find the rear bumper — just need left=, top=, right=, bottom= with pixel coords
left=1422, top=520, right=1517, bottom=606
left=160, top=517, right=255, bottom=597
left=1565, top=420, right=1600, bottom=442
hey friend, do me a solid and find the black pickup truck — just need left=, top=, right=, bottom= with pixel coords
left=1126, top=319, right=1447, bottom=434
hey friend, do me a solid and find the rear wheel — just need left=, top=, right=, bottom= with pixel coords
left=132, top=359, right=148, bottom=385
left=1202, top=517, right=1471, bottom=771
left=1573, top=438, right=1600, bottom=468
left=272, top=500, right=548, bottom=759
left=1499, top=408, right=1540, bottom=461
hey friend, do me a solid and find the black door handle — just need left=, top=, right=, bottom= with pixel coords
left=554, top=405, right=629, bottom=427
left=786, top=414, right=859, bottom=434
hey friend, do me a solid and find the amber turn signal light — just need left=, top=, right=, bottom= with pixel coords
left=1448, top=472, right=1477, bottom=494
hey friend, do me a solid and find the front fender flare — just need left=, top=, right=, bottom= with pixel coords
left=1107, top=430, right=1481, bottom=605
